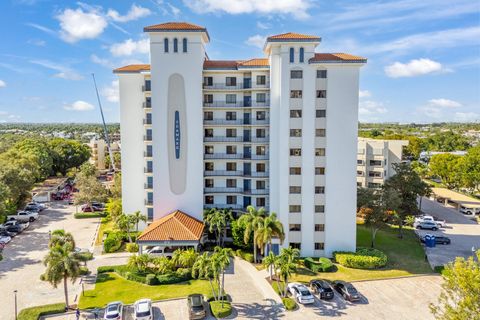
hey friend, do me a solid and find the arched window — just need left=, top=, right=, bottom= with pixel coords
left=173, top=38, right=178, bottom=53
left=164, top=38, right=169, bottom=53
left=299, top=47, right=304, bottom=63
left=182, top=38, right=187, bottom=53
left=289, top=47, right=294, bottom=63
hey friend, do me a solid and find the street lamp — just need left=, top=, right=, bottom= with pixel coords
left=14, top=290, right=18, bottom=320
left=48, top=230, right=51, bottom=241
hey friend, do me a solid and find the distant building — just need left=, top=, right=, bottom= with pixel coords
left=357, top=138, right=408, bottom=188
left=419, top=150, right=467, bottom=164
left=87, top=137, right=120, bottom=171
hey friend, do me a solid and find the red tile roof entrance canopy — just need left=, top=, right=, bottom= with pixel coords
left=137, top=210, right=204, bottom=242
left=267, top=32, right=321, bottom=42
left=144, top=22, right=207, bottom=32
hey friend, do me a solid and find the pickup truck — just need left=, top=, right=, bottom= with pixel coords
left=415, top=215, right=446, bottom=228
left=7, top=211, right=39, bottom=222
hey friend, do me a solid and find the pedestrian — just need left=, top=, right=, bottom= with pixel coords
left=76, top=308, right=80, bottom=320
left=94, top=308, right=99, bottom=320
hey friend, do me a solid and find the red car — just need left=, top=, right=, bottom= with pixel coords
left=81, top=204, right=103, bottom=212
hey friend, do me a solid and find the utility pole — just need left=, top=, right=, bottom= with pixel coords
left=14, top=290, right=18, bottom=320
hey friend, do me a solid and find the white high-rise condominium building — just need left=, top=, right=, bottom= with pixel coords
left=115, top=22, right=367, bottom=257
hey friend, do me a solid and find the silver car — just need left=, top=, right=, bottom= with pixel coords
left=134, top=299, right=153, bottom=320
left=104, top=301, right=123, bottom=320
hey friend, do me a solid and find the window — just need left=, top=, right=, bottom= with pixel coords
left=226, top=77, right=237, bottom=86
left=205, top=162, right=214, bottom=171
left=256, top=146, right=266, bottom=155
left=357, top=170, right=363, bottom=176
left=226, top=145, right=237, bottom=154
left=290, top=129, right=302, bottom=137
left=357, top=182, right=362, bottom=187
left=315, top=243, right=324, bottom=250
left=173, top=38, right=178, bottom=52
left=145, top=128, right=152, bottom=140
left=225, top=111, right=236, bottom=120
left=256, top=180, right=266, bottom=189
left=204, top=128, right=214, bottom=137
left=315, top=205, right=325, bottom=213
left=299, top=47, right=304, bottom=63
left=205, top=179, right=214, bottom=188
left=256, top=75, right=266, bottom=85
left=145, top=145, right=153, bottom=157
left=290, top=167, right=301, bottom=175
left=204, top=111, right=213, bottom=120
left=290, top=148, right=302, bottom=156
left=316, top=129, right=326, bottom=137
left=256, top=198, right=266, bottom=207
left=203, top=77, right=213, bottom=86
left=256, top=163, right=265, bottom=172
left=226, top=128, right=237, bottom=137
left=226, top=179, right=237, bottom=188
left=315, top=167, right=325, bottom=175
left=290, top=110, right=302, bottom=118
left=204, top=94, right=213, bottom=103
left=182, top=38, right=187, bottom=52
left=290, top=90, right=302, bottom=98
left=205, top=196, right=214, bottom=204
left=205, top=146, right=214, bottom=154
left=146, top=176, right=153, bottom=189
left=290, top=70, right=303, bottom=79
left=227, top=196, right=237, bottom=204
left=290, top=186, right=301, bottom=194
left=370, top=160, right=382, bottom=166
left=256, top=128, right=266, bottom=138
left=146, top=161, right=153, bottom=172
left=368, top=182, right=382, bottom=188
left=289, top=224, right=301, bottom=231
left=315, top=186, right=325, bottom=194
left=289, top=205, right=301, bottom=213
left=144, top=80, right=151, bottom=91
left=256, top=111, right=266, bottom=120
left=164, top=38, right=169, bottom=52
left=226, top=94, right=236, bottom=104
left=357, top=159, right=364, bottom=165
left=317, top=70, right=327, bottom=78
left=147, top=207, right=153, bottom=220
left=315, top=224, right=325, bottom=231
left=315, top=148, right=326, bottom=156
left=316, top=90, right=327, bottom=98
left=147, top=192, right=153, bottom=204
left=369, top=171, right=382, bottom=178
left=289, top=47, right=294, bottom=63
left=145, top=97, right=151, bottom=108
left=226, top=162, right=237, bottom=171
left=316, top=110, right=326, bottom=118
left=290, top=242, right=301, bottom=250
left=256, top=93, right=266, bottom=103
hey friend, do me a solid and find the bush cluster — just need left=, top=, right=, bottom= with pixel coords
left=333, top=247, right=387, bottom=269
left=96, top=265, right=192, bottom=286
left=74, top=212, right=108, bottom=219
left=79, top=266, right=90, bottom=276
left=126, top=243, right=139, bottom=253
left=234, top=249, right=254, bottom=262
left=209, top=301, right=232, bottom=318
left=304, top=257, right=334, bottom=272
left=103, top=232, right=123, bottom=253
left=282, top=297, right=297, bottom=311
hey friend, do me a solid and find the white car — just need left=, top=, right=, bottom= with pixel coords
left=287, top=282, right=315, bottom=304
left=104, top=301, right=123, bottom=320
left=134, top=298, right=153, bottom=320
left=0, top=235, right=12, bottom=244
left=460, top=206, right=480, bottom=216
left=146, top=246, right=171, bottom=257
left=415, top=215, right=446, bottom=228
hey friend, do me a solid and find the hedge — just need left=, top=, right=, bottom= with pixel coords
left=333, top=247, right=387, bottom=269
left=146, top=274, right=158, bottom=285
left=126, top=243, right=139, bottom=253
left=210, top=301, right=232, bottom=318
left=103, top=232, right=123, bottom=253
left=234, top=249, right=254, bottom=263
left=97, top=266, right=115, bottom=273
left=96, top=265, right=192, bottom=285
left=18, top=303, right=65, bottom=320
left=282, top=297, right=297, bottom=311
left=304, top=257, right=334, bottom=272
left=74, top=212, right=108, bottom=219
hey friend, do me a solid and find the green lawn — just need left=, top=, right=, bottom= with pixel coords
left=18, top=303, right=65, bottom=320
left=95, top=219, right=114, bottom=246
left=291, top=224, right=432, bottom=283
left=79, top=272, right=212, bottom=309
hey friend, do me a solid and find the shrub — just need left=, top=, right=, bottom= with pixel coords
left=125, top=271, right=147, bottom=283
left=235, top=249, right=243, bottom=258
left=210, top=301, right=232, bottom=318
left=282, top=297, right=297, bottom=311
left=157, top=272, right=190, bottom=284
left=145, top=273, right=158, bottom=285
left=97, top=266, right=115, bottom=273
left=126, top=243, right=139, bottom=253
left=333, top=247, right=387, bottom=269
left=434, top=265, right=445, bottom=274
left=79, top=266, right=90, bottom=275
left=103, top=232, right=123, bottom=253
left=404, top=215, right=416, bottom=227
left=304, top=257, right=334, bottom=272
left=243, top=253, right=254, bottom=263
left=18, top=303, right=66, bottom=320
left=175, top=267, right=192, bottom=279
left=74, top=212, right=108, bottom=219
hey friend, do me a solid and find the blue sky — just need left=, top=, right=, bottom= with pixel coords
left=0, top=0, right=479, bottom=123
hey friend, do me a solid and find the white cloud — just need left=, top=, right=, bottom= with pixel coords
left=29, top=59, right=84, bottom=80
left=183, top=0, right=311, bottom=19
left=90, top=54, right=114, bottom=68
left=27, top=39, right=46, bottom=46
left=359, top=90, right=371, bottom=98
left=26, top=22, right=56, bottom=36
left=102, top=80, right=119, bottom=103
left=245, top=35, right=266, bottom=49
left=385, top=58, right=442, bottom=78
left=57, top=7, right=108, bottom=43
left=359, top=100, right=387, bottom=115
left=257, top=21, right=271, bottom=29
left=428, top=98, right=461, bottom=108
left=0, top=80, right=6, bottom=88
left=107, top=4, right=151, bottom=22
left=110, top=38, right=150, bottom=56
left=454, top=112, right=480, bottom=122
left=167, top=3, right=181, bottom=17
left=64, top=101, right=95, bottom=111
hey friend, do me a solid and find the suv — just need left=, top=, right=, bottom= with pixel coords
left=460, top=206, right=480, bottom=216
left=134, top=299, right=152, bottom=320
left=104, top=301, right=123, bottom=320
left=421, top=235, right=451, bottom=245
left=187, top=294, right=206, bottom=319
left=309, top=279, right=334, bottom=300
left=414, top=221, right=438, bottom=231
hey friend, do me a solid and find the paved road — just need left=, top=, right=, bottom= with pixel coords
left=418, top=197, right=480, bottom=267
left=0, top=203, right=99, bottom=320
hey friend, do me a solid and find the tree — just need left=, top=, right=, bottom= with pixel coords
left=48, top=138, right=91, bottom=176
left=151, top=256, right=173, bottom=274
left=128, top=254, right=152, bottom=273
left=105, top=198, right=123, bottom=222
left=42, top=241, right=80, bottom=308
left=131, top=210, right=147, bottom=232
left=238, top=206, right=266, bottom=263
left=231, top=218, right=253, bottom=250
left=204, top=208, right=232, bottom=246
left=429, top=153, right=464, bottom=189
left=255, top=212, right=285, bottom=257
left=116, top=214, right=135, bottom=242
left=192, top=252, right=217, bottom=301
left=110, top=173, right=122, bottom=198
left=263, top=251, right=277, bottom=280
left=430, top=250, right=480, bottom=320
left=74, top=165, right=108, bottom=210
left=49, top=230, right=76, bottom=249
left=462, top=146, right=480, bottom=192
left=411, top=160, right=429, bottom=179
left=277, top=247, right=300, bottom=297
left=172, top=248, right=198, bottom=268
left=213, top=247, right=233, bottom=307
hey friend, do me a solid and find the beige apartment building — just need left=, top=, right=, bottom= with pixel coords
left=88, top=137, right=120, bottom=171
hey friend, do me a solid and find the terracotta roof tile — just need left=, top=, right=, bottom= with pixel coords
left=267, top=32, right=320, bottom=41
left=203, top=60, right=242, bottom=69
left=113, top=64, right=151, bottom=73
left=137, top=210, right=204, bottom=242
left=238, top=58, right=269, bottom=67
left=144, top=22, right=207, bottom=32
left=309, top=53, right=367, bottom=63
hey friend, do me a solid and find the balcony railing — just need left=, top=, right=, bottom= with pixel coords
left=143, top=135, right=152, bottom=141
left=143, top=101, right=152, bottom=108
left=144, top=199, right=153, bottom=205
left=243, top=189, right=269, bottom=195
left=203, top=119, right=244, bottom=125
left=144, top=168, right=153, bottom=173
left=204, top=153, right=244, bottom=159
left=251, top=136, right=269, bottom=143
left=204, top=170, right=243, bottom=176
left=251, top=154, right=269, bottom=160
left=203, top=83, right=244, bottom=90
left=204, top=187, right=244, bottom=193
left=245, top=171, right=269, bottom=177
left=204, top=204, right=244, bottom=210
left=204, top=136, right=244, bottom=142
left=144, top=183, right=153, bottom=189
left=203, top=101, right=244, bottom=108
left=250, top=118, right=270, bottom=125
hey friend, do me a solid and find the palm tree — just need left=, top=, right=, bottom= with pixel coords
left=214, top=247, right=233, bottom=307
left=255, top=212, right=285, bottom=257
left=204, top=209, right=232, bottom=246
left=131, top=210, right=147, bottom=232
left=49, top=229, right=76, bottom=248
left=116, top=213, right=134, bottom=242
left=127, top=254, right=151, bottom=273
left=151, top=256, right=173, bottom=274
left=178, top=248, right=198, bottom=268
left=192, top=252, right=217, bottom=301
left=262, top=251, right=276, bottom=281
left=42, top=242, right=81, bottom=308
left=238, top=205, right=266, bottom=263
left=277, top=247, right=300, bottom=297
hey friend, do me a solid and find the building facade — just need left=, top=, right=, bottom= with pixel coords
left=115, top=22, right=366, bottom=257
left=87, top=137, right=120, bottom=171
left=356, top=138, right=408, bottom=188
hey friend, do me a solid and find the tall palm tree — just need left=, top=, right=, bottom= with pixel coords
left=255, top=212, right=285, bottom=257
left=192, top=252, right=217, bottom=301
left=131, top=210, right=147, bottom=232
left=204, top=209, right=232, bottom=246
left=277, top=247, right=300, bottom=297
left=262, top=251, right=276, bottom=280
left=214, top=247, right=233, bottom=307
left=179, top=248, right=198, bottom=268
left=238, top=205, right=266, bottom=263
left=49, top=229, right=76, bottom=248
left=42, top=242, right=81, bottom=308
left=116, top=213, right=134, bottom=242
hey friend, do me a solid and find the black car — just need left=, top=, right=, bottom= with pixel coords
left=0, top=229, right=17, bottom=237
left=4, top=224, right=23, bottom=234
left=333, top=280, right=360, bottom=302
left=421, top=235, right=451, bottom=245
left=309, top=279, right=334, bottom=300
left=187, top=294, right=206, bottom=320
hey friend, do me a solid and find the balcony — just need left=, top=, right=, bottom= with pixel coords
left=144, top=151, right=153, bottom=158
left=246, top=171, right=269, bottom=177
left=203, top=83, right=244, bottom=90
left=203, top=101, right=244, bottom=108
left=203, top=119, right=244, bottom=125
left=143, top=101, right=152, bottom=109
left=143, top=119, right=152, bottom=125
left=144, top=183, right=153, bottom=189
left=252, top=81, right=270, bottom=89
left=250, top=118, right=270, bottom=125
left=251, top=101, right=270, bottom=107
left=204, top=170, right=243, bottom=176
left=204, top=204, right=244, bottom=210
left=204, top=187, right=244, bottom=193
left=244, top=188, right=269, bottom=195
left=251, top=154, right=269, bottom=160
left=143, top=135, right=152, bottom=142
left=144, top=199, right=153, bottom=205
left=204, top=136, right=244, bottom=142
left=204, top=153, right=244, bottom=159
left=251, top=136, right=269, bottom=143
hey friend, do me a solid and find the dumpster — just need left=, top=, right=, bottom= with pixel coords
left=424, top=234, right=436, bottom=248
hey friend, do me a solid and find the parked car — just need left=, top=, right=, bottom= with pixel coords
left=133, top=299, right=153, bottom=320
left=187, top=294, right=206, bottom=319
left=104, top=301, right=123, bottom=320
left=6, top=211, right=38, bottom=223
left=0, top=235, right=12, bottom=244
left=415, top=215, right=446, bottom=227
left=414, top=221, right=438, bottom=231
left=421, top=235, right=451, bottom=245
left=2, top=220, right=29, bottom=233
left=287, top=282, right=315, bottom=304
left=333, top=280, right=360, bottom=302
left=0, top=229, right=17, bottom=238
left=459, top=206, right=480, bottom=216
left=25, top=202, right=45, bottom=212
left=81, top=204, right=104, bottom=212
left=146, top=246, right=169, bottom=257
left=309, top=279, right=334, bottom=300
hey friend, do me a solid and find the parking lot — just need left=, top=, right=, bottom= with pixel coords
left=0, top=202, right=99, bottom=320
